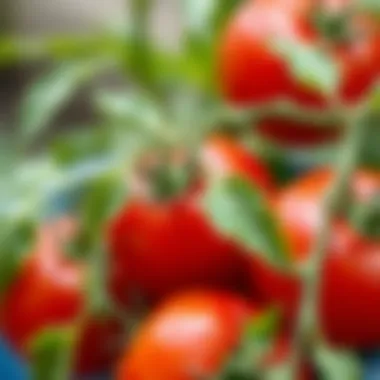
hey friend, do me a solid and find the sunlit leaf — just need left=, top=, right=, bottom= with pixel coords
left=274, top=40, right=340, bottom=96
left=95, top=91, right=162, bottom=130
left=20, top=60, right=107, bottom=143
left=203, top=176, right=289, bottom=268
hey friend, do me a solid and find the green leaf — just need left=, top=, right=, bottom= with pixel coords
left=359, top=115, right=380, bottom=169
left=80, top=174, right=127, bottom=233
left=350, top=192, right=380, bottom=238
left=183, top=0, right=243, bottom=41
left=244, top=309, right=280, bottom=343
left=218, top=309, right=281, bottom=380
left=95, top=91, right=162, bottom=130
left=52, top=126, right=115, bottom=167
left=128, top=0, right=156, bottom=91
left=0, top=219, right=35, bottom=295
left=20, top=60, right=106, bottom=144
left=274, top=40, right=340, bottom=96
left=367, top=81, right=380, bottom=113
left=263, top=364, right=293, bottom=380
left=0, top=34, right=125, bottom=67
left=77, top=175, right=128, bottom=312
left=356, top=0, right=380, bottom=16
left=203, top=176, right=289, bottom=268
left=95, top=91, right=177, bottom=146
left=30, top=326, right=76, bottom=380
left=182, top=0, right=243, bottom=92
left=314, top=344, right=362, bottom=380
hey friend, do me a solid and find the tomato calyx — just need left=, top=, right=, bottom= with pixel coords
left=132, top=149, right=201, bottom=202
left=149, top=160, right=199, bottom=201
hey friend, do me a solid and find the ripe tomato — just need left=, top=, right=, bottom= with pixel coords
left=219, top=0, right=380, bottom=145
left=117, top=291, right=312, bottom=380
left=2, top=218, right=124, bottom=375
left=250, top=169, right=380, bottom=347
left=117, top=291, right=253, bottom=380
left=108, top=136, right=273, bottom=304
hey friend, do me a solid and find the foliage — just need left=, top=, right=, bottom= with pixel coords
left=0, top=0, right=379, bottom=378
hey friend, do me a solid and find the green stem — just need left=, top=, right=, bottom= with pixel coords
left=129, top=0, right=155, bottom=91
left=210, top=100, right=345, bottom=131
left=290, top=105, right=367, bottom=377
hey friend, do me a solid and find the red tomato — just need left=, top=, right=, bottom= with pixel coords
left=219, top=0, right=380, bottom=145
left=108, top=136, right=273, bottom=304
left=117, top=291, right=312, bottom=380
left=250, top=169, right=380, bottom=347
left=117, top=291, right=254, bottom=380
left=2, top=218, right=124, bottom=374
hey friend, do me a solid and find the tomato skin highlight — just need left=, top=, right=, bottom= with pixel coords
left=2, top=218, right=124, bottom=375
left=250, top=169, right=380, bottom=347
left=116, top=291, right=255, bottom=380
left=219, top=0, right=380, bottom=145
left=109, top=136, right=273, bottom=304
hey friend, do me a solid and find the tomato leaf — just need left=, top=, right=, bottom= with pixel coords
left=357, top=115, right=380, bottom=170
left=263, top=364, right=293, bottom=380
left=95, top=91, right=162, bottom=131
left=52, top=126, right=116, bottom=167
left=128, top=0, right=156, bottom=91
left=29, top=326, right=76, bottom=380
left=20, top=60, right=106, bottom=144
left=78, top=175, right=128, bottom=312
left=203, top=176, right=289, bottom=268
left=356, top=0, right=380, bottom=16
left=183, top=0, right=243, bottom=42
left=219, top=309, right=281, bottom=379
left=350, top=192, right=380, bottom=238
left=367, top=82, right=380, bottom=113
left=183, top=0, right=243, bottom=91
left=274, top=40, right=340, bottom=96
left=80, top=175, right=127, bottom=233
left=314, top=344, right=362, bottom=380
left=0, top=219, right=35, bottom=295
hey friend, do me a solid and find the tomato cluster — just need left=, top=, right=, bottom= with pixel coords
left=2, top=0, right=380, bottom=378
left=220, top=0, right=380, bottom=145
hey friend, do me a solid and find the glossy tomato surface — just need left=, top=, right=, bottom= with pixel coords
left=251, top=169, right=380, bottom=347
left=109, top=136, right=273, bottom=304
left=116, top=291, right=255, bottom=380
left=219, top=0, right=380, bottom=145
left=2, top=218, right=124, bottom=375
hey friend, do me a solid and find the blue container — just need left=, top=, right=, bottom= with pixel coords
left=0, top=338, right=28, bottom=380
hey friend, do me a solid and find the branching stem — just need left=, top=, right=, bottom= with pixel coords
left=290, top=104, right=367, bottom=377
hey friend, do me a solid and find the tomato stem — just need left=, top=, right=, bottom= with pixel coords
left=290, top=103, right=368, bottom=377
left=215, top=100, right=344, bottom=132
